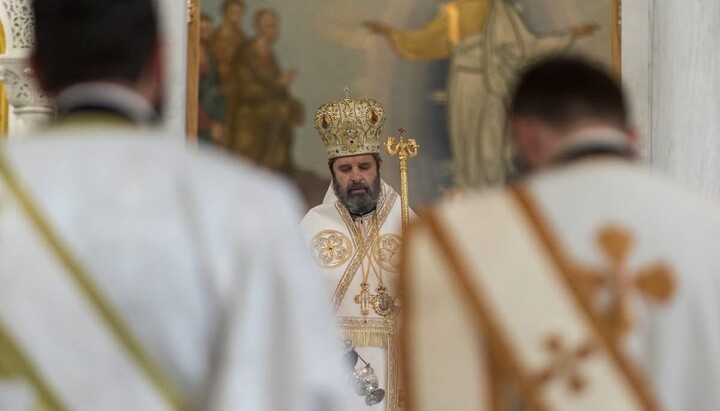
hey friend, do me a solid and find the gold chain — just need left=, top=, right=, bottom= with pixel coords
left=353, top=212, right=395, bottom=318
left=357, top=213, right=384, bottom=287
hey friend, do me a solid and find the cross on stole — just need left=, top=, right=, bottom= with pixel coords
left=535, top=335, right=596, bottom=394
left=573, top=225, right=676, bottom=341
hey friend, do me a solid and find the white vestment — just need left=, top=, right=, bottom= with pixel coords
left=448, top=0, right=573, bottom=188
left=0, top=129, right=348, bottom=411
left=402, top=130, right=720, bottom=410
left=301, top=181, right=409, bottom=411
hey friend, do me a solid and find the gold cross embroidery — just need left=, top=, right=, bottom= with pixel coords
left=535, top=335, right=596, bottom=394
left=574, top=225, right=676, bottom=341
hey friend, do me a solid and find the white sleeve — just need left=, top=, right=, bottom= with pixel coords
left=207, top=187, right=352, bottom=411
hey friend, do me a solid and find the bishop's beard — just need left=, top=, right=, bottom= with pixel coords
left=333, top=175, right=381, bottom=216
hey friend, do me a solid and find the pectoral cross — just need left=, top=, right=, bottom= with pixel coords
left=354, top=282, right=374, bottom=316
left=574, top=225, right=676, bottom=342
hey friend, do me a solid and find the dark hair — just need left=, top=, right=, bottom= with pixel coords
left=200, top=13, right=214, bottom=23
left=32, top=0, right=158, bottom=95
left=510, top=56, right=629, bottom=131
left=328, top=153, right=382, bottom=177
left=222, top=0, right=245, bottom=13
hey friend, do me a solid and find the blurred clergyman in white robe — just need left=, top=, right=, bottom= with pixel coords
left=401, top=56, right=720, bottom=410
left=0, top=0, right=348, bottom=410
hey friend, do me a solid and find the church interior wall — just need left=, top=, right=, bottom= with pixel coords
left=0, top=0, right=188, bottom=138
left=646, top=0, right=720, bottom=197
left=157, top=0, right=188, bottom=138
left=2, top=0, right=719, bottom=200
left=200, top=0, right=620, bottom=207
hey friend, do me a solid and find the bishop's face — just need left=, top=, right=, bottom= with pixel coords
left=332, top=154, right=382, bottom=216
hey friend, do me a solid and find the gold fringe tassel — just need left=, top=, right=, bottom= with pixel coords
left=340, top=327, right=392, bottom=348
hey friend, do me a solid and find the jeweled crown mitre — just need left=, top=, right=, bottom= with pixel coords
left=314, top=96, right=386, bottom=159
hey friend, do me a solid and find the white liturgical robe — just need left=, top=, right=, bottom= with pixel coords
left=0, top=129, right=348, bottom=411
left=402, top=129, right=720, bottom=411
left=301, top=180, right=409, bottom=411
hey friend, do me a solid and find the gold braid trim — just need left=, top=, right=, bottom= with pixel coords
left=330, top=188, right=398, bottom=312
left=512, top=185, right=662, bottom=411
left=416, top=211, right=553, bottom=411
left=0, top=316, right=69, bottom=411
left=338, top=317, right=395, bottom=348
left=388, top=331, right=399, bottom=411
left=340, top=329, right=389, bottom=349
left=0, top=150, right=186, bottom=411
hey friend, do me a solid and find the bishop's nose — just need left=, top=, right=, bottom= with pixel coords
left=350, top=175, right=365, bottom=186
left=350, top=173, right=365, bottom=184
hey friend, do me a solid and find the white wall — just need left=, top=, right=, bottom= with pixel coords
left=623, top=0, right=720, bottom=197
left=648, top=0, right=720, bottom=196
left=157, top=0, right=188, bottom=137
left=621, top=0, right=651, bottom=152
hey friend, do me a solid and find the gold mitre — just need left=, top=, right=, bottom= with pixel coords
left=314, top=95, right=386, bottom=159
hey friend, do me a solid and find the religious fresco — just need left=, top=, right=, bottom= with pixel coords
left=197, top=0, right=619, bottom=207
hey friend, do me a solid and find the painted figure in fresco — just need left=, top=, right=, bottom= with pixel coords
left=199, top=13, right=227, bottom=147
left=365, top=0, right=597, bottom=189
left=230, top=8, right=303, bottom=173
left=211, top=0, right=247, bottom=104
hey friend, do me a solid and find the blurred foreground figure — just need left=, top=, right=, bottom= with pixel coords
left=401, top=56, right=720, bottom=411
left=0, top=0, right=347, bottom=410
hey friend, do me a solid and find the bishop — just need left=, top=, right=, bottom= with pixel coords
left=301, top=95, right=414, bottom=410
